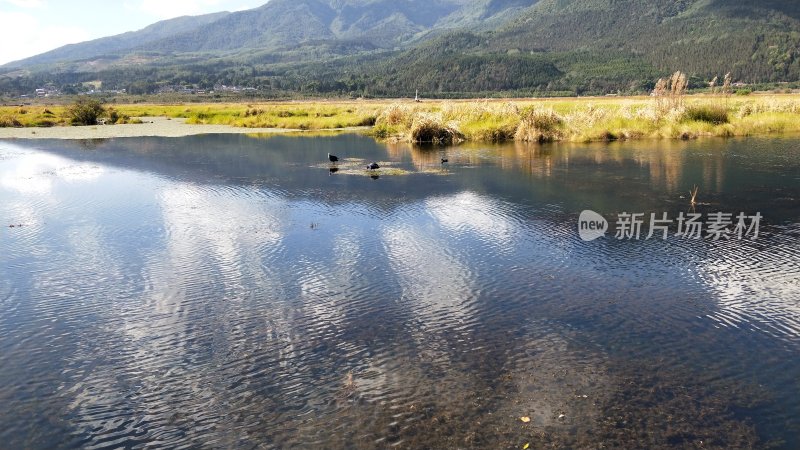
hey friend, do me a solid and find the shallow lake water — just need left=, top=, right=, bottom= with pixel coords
left=1, top=133, right=799, bottom=449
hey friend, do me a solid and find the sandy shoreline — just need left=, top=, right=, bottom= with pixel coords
left=0, top=116, right=318, bottom=140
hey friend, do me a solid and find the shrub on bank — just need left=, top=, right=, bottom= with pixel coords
left=683, top=104, right=729, bottom=124
left=67, top=97, right=105, bottom=126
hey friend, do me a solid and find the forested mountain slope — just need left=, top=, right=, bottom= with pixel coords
left=2, top=0, right=798, bottom=97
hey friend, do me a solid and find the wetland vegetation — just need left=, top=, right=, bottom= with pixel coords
left=3, top=91, right=800, bottom=144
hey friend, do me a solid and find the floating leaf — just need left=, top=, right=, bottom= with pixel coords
left=520, top=416, right=531, bottom=423
left=523, top=443, right=530, bottom=449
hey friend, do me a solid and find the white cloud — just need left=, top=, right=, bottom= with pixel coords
left=1, top=0, right=46, bottom=8
left=0, top=11, right=90, bottom=64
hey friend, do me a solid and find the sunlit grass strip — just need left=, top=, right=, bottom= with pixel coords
left=135, top=102, right=380, bottom=130
left=0, top=105, right=68, bottom=127
left=0, top=102, right=381, bottom=131
left=3, top=96, right=800, bottom=143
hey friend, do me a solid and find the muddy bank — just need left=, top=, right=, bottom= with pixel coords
left=0, top=117, right=299, bottom=140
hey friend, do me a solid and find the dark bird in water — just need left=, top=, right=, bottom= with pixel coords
left=328, top=153, right=339, bottom=163
left=367, top=162, right=380, bottom=170
left=329, top=167, right=339, bottom=174
left=441, top=158, right=449, bottom=164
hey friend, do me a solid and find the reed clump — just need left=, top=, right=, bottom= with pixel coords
left=409, top=113, right=463, bottom=144
left=372, top=103, right=419, bottom=138
left=378, top=103, right=417, bottom=127
left=244, top=108, right=265, bottom=117
left=0, top=115, right=23, bottom=127
left=652, top=71, right=689, bottom=118
left=445, top=101, right=520, bottom=142
left=515, top=107, right=564, bottom=142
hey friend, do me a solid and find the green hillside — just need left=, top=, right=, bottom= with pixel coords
left=490, top=0, right=800, bottom=82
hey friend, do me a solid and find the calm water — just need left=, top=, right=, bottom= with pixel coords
left=1, top=134, right=799, bottom=449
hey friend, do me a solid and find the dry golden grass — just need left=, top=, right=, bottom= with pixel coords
left=370, top=94, right=800, bottom=143
left=408, top=113, right=463, bottom=144
left=516, top=107, right=564, bottom=142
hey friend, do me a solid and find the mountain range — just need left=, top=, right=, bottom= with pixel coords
left=2, top=0, right=799, bottom=97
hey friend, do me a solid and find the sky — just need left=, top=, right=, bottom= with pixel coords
left=0, top=0, right=268, bottom=65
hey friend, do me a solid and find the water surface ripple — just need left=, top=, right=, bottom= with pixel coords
left=0, top=135, right=799, bottom=449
